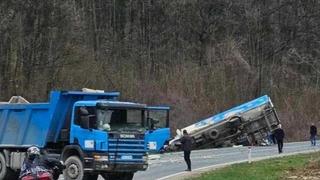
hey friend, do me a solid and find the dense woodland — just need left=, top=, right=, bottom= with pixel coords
left=0, top=0, right=319, bottom=141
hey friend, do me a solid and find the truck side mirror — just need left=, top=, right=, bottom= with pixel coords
left=151, top=118, right=160, bottom=125
left=148, top=117, right=159, bottom=130
left=80, top=116, right=90, bottom=129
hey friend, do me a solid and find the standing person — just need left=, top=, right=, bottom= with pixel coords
left=267, top=131, right=274, bottom=145
left=180, top=130, right=192, bottom=171
left=274, top=124, right=285, bottom=153
left=310, top=123, right=317, bottom=146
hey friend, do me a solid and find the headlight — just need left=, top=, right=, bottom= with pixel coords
left=94, top=155, right=109, bottom=161
left=143, top=155, right=148, bottom=161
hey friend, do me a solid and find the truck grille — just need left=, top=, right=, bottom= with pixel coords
left=108, top=136, right=146, bottom=164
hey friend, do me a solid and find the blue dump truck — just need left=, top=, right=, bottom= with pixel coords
left=0, top=90, right=149, bottom=180
left=169, top=95, right=280, bottom=150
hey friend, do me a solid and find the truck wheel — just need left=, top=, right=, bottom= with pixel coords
left=0, top=153, right=7, bottom=180
left=207, top=129, right=219, bottom=140
left=63, top=156, right=84, bottom=180
left=0, top=153, right=17, bottom=180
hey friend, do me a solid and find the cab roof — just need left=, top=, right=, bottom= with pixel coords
left=74, top=100, right=147, bottom=109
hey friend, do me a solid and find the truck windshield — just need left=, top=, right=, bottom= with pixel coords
left=96, top=108, right=145, bottom=132
left=147, top=110, right=168, bottom=128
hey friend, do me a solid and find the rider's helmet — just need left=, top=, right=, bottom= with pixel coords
left=27, top=146, right=40, bottom=161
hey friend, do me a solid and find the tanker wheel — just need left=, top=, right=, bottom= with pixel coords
left=63, top=156, right=84, bottom=180
left=207, top=129, right=219, bottom=140
left=0, top=152, right=17, bottom=180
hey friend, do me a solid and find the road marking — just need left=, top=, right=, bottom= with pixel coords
left=151, top=143, right=312, bottom=165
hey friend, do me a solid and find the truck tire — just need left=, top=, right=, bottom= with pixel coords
left=101, top=172, right=134, bottom=180
left=207, top=129, right=219, bottom=140
left=63, top=156, right=84, bottom=180
left=0, top=152, right=17, bottom=180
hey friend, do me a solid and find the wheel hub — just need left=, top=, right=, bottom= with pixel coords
left=67, top=164, right=79, bottom=178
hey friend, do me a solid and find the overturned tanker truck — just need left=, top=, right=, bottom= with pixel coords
left=168, top=95, right=280, bottom=150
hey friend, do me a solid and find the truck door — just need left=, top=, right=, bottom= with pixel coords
left=70, top=106, right=108, bottom=151
left=145, top=106, right=170, bottom=152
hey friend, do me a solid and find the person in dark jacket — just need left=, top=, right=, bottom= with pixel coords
left=310, top=123, right=317, bottom=146
left=180, top=130, right=192, bottom=171
left=273, top=124, right=285, bottom=153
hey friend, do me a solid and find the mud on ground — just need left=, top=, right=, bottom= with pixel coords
left=284, top=157, right=320, bottom=180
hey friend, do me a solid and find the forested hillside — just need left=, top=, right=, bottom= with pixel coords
left=0, top=0, right=319, bottom=140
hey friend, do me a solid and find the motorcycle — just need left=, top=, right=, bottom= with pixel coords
left=20, top=166, right=53, bottom=180
left=20, top=159, right=65, bottom=180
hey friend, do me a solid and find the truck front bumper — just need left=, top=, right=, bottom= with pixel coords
left=84, top=156, right=148, bottom=172
left=94, top=162, right=148, bottom=172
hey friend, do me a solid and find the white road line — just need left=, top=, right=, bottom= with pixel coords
left=151, top=143, right=312, bottom=164
left=158, top=142, right=308, bottom=157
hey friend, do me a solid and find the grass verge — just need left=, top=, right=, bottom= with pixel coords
left=189, top=152, right=320, bottom=180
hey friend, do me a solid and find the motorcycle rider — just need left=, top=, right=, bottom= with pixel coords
left=20, top=146, right=65, bottom=180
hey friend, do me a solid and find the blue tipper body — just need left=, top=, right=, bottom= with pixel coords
left=0, top=91, right=119, bottom=148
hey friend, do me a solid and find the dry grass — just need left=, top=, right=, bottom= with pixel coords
left=283, top=156, right=320, bottom=180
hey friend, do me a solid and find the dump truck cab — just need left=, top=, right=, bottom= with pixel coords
left=64, top=100, right=148, bottom=179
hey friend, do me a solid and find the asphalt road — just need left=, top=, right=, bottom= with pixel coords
left=133, top=141, right=319, bottom=180
left=59, top=141, right=318, bottom=180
